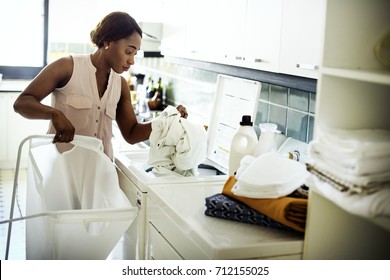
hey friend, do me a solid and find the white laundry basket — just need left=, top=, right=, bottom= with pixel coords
left=20, top=135, right=136, bottom=260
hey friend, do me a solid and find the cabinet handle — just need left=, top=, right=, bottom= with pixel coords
left=235, top=56, right=244, bottom=60
left=254, top=58, right=262, bottom=63
left=296, top=63, right=319, bottom=70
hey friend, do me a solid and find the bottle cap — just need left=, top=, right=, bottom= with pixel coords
left=240, top=115, right=253, bottom=126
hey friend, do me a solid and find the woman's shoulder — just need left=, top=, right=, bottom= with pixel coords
left=49, top=55, right=74, bottom=72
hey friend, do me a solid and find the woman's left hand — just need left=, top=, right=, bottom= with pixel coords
left=176, top=105, right=188, bottom=118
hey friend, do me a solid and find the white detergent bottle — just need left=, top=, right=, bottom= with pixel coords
left=253, top=123, right=278, bottom=157
left=228, top=115, right=258, bottom=176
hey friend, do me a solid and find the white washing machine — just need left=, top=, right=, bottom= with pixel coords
left=113, top=135, right=309, bottom=260
left=113, top=75, right=264, bottom=259
left=144, top=137, right=310, bottom=260
left=146, top=180, right=304, bottom=260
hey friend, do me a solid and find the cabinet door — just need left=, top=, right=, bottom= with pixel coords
left=244, top=0, right=283, bottom=72
left=279, top=0, right=326, bottom=79
left=214, top=0, right=247, bottom=66
left=184, top=0, right=218, bottom=62
left=147, top=222, right=183, bottom=260
left=160, top=0, right=188, bottom=57
left=0, top=94, right=7, bottom=162
left=7, top=93, right=50, bottom=164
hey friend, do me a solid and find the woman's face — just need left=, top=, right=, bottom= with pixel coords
left=106, top=32, right=142, bottom=74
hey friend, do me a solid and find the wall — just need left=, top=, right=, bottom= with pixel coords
left=132, top=57, right=316, bottom=143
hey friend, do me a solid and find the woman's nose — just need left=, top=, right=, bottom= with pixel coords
left=128, top=55, right=135, bottom=65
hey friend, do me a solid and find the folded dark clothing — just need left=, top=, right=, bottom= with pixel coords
left=222, top=176, right=307, bottom=232
left=205, top=193, right=293, bottom=231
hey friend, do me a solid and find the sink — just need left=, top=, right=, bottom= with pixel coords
left=116, top=150, right=224, bottom=179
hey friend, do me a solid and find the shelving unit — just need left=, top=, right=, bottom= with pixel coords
left=304, top=0, right=390, bottom=259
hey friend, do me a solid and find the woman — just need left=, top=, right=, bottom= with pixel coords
left=13, top=11, right=187, bottom=159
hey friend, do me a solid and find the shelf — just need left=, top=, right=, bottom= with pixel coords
left=321, top=67, right=390, bottom=85
left=310, top=186, right=390, bottom=233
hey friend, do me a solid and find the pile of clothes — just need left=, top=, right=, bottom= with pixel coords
left=205, top=153, right=309, bottom=233
left=306, top=126, right=390, bottom=218
left=148, top=106, right=207, bottom=176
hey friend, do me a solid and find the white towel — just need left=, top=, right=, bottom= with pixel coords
left=310, top=140, right=390, bottom=176
left=309, top=143, right=390, bottom=189
left=316, top=126, right=390, bottom=158
left=307, top=175, right=390, bottom=219
left=308, top=126, right=390, bottom=192
left=148, top=105, right=207, bottom=176
left=232, top=152, right=308, bottom=199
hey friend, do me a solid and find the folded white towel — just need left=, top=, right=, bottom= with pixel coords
left=307, top=175, right=390, bottom=219
left=308, top=155, right=390, bottom=193
left=308, top=126, right=390, bottom=191
left=316, top=126, right=390, bottom=158
left=233, top=152, right=308, bottom=199
left=148, top=106, right=207, bottom=176
left=310, top=140, right=390, bottom=176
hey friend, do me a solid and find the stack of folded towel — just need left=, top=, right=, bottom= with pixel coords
left=307, top=126, right=390, bottom=218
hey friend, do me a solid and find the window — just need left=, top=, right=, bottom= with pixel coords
left=0, top=0, right=47, bottom=78
left=47, top=0, right=153, bottom=63
left=0, top=0, right=164, bottom=79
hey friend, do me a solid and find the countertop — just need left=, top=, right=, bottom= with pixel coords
left=0, top=79, right=31, bottom=92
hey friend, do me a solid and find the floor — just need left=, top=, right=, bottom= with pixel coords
left=0, top=168, right=27, bottom=260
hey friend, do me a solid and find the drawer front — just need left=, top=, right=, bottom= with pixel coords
left=147, top=222, right=183, bottom=260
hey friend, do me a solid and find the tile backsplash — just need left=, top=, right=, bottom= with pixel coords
left=132, top=57, right=316, bottom=143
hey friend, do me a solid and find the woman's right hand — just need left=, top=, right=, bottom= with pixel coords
left=51, top=110, right=75, bottom=143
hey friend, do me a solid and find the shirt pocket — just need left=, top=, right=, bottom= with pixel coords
left=105, top=104, right=117, bottom=120
left=66, top=95, right=93, bottom=109
left=65, top=95, right=93, bottom=132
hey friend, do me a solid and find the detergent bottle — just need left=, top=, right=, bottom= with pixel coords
left=228, top=115, right=258, bottom=176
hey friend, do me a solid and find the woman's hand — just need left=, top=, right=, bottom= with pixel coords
left=51, top=110, right=76, bottom=143
left=176, top=105, right=188, bottom=119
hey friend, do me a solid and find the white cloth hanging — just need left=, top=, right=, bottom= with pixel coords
left=26, top=135, right=135, bottom=260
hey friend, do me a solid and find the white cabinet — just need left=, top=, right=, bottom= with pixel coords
left=188, top=0, right=283, bottom=72
left=0, top=93, right=50, bottom=168
left=160, top=0, right=187, bottom=57
left=304, top=0, right=390, bottom=259
left=0, top=94, right=8, bottom=162
left=279, top=0, right=326, bottom=79
left=243, top=0, right=283, bottom=72
left=115, top=167, right=146, bottom=260
left=184, top=0, right=218, bottom=62
left=214, top=0, right=247, bottom=66
left=160, top=0, right=325, bottom=79
left=146, top=181, right=304, bottom=260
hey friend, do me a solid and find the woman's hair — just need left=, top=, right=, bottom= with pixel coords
left=90, top=11, right=142, bottom=48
